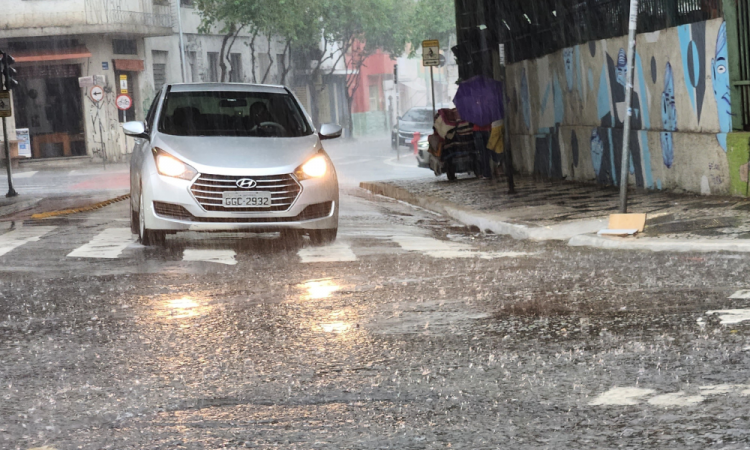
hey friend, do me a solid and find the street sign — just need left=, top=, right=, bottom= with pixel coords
left=0, top=91, right=10, bottom=117
left=102, top=62, right=109, bottom=71
left=116, top=94, right=132, bottom=111
left=78, top=76, right=94, bottom=88
left=16, top=128, right=30, bottom=158
left=90, top=85, right=104, bottom=102
left=422, top=39, right=440, bottom=66
left=119, top=74, right=128, bottom=94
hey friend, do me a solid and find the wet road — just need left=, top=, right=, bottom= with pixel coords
left=2, top=139, right=750, bottom=449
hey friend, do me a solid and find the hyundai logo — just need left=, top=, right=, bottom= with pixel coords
left=236, top=178, right=258, bottom=189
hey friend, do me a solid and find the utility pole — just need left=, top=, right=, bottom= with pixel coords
left=619, top=0, right=639, bottom=213
left=0, top=50, right=18, bottom=198
left=176, top=0, right=188, bottom=82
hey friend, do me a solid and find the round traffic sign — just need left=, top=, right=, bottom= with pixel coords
left=90, top=85, right=104, bottom=102
left=116, top=94, right=132, bottom=111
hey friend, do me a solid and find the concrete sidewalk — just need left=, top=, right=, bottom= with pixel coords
left=361, top=175, right=750, bottom=252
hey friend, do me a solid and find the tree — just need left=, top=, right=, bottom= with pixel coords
left=406, top=0, right=456, bottom=57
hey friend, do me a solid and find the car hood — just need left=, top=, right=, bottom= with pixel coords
left=152, top=134, right=322, bottom=176
left=399, top=121, right=433, bottom=134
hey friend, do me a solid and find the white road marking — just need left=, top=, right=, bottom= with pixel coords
left=67, top=228, right=135, bottom=259
left=182, top=249, right=237, bottom=265
left=705, top=309, right=750, bottom=325
left=298, top=241, right=357, bottom=263
left=647, top=392, right=704, bottom=407
left=729, top=290, right=750, bottom=299
left=13, top=171, right=37, bottom=179
left=391, top=235, right=534, bottom=259
left=0, top=226, right=56, bottom=257
left=589, top=387, right=655, bottom=406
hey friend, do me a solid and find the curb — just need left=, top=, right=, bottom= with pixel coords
left=0, top=198, right=42, bottom=218
left=31, top=194, right=130, bottom=219
left=359, top=181, right=606, bottom=241
left=569, top=234, right=750, bottom=253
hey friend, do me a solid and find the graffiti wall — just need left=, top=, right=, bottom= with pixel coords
left=506, top=18, right=744, bottom=196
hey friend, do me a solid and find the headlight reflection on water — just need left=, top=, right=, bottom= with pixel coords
left=152, top=296, right=211, bottom=321
left=299, top=278, right=340, bottom=300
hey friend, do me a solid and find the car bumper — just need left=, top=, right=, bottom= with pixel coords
left=142, top=169, right=339, bottom=232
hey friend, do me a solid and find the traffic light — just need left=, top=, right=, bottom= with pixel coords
left=0, top=51, right=18, bottom=90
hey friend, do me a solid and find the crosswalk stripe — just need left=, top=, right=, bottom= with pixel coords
left=298, top=241, right=357, bottom=263
left=0, top=226, right=56, bottom=257
left=183, top=249, right=237, bottom=265
left=14, top=171, right=38, bottom=179
left=67, top=228, right=135, bottom=259
left=390, top=235, right=536, bottom=259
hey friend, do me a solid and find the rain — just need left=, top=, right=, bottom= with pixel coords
left=2, top=0, right=750, bottom=448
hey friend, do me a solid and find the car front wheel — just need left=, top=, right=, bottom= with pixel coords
left=138, top=190, right=165, bottom=246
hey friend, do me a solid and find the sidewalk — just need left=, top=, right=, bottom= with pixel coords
left=360, top=175, right=750, bottom=252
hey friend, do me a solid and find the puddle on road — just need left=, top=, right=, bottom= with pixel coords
left=298, top=279, right=341, bottom=300
left=150, top=296, right=212, bottom=322
left=365, top=299, right=489, bottom=335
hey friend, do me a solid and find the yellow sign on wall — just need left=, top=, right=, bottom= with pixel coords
left=0, top=91, right=11, bottom=118
left=119, top=74, right=128, bottom=94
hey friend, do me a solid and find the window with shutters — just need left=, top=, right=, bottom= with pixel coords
left=207, top=52, right=219, bottom=82
left=229, top=53, right=242, bottom=82
left=152, top=51, right=168, bottom=91
left=113, top=39, right=137, bottom=55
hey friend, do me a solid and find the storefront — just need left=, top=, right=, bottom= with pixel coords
left=10, top=42, right=91, bottom=158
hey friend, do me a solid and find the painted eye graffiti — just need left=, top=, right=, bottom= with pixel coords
left=717, top=65, right=727, bottom=74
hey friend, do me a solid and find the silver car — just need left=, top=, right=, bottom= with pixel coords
left=124, top=83, right=341, bottom=246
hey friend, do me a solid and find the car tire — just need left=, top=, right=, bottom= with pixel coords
left=138, top=190, right=165, bottom=246
left=308, top=228, right=337, bottom=245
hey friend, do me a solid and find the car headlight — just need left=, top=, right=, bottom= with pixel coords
left=295, top=154, right=328, bottom=180
left=418, top=139, right=429, bottom=150
left=153, top=148, right=198, bottom=180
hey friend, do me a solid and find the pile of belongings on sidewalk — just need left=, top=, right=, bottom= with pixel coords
left=427, top=108, right=476, bottom=177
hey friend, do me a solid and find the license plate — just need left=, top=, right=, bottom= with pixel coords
left=221, top=191, right=272, bottom=207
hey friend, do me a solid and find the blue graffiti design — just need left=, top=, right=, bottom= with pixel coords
left=616, top=48, right=627, bottom=86
left=520, top=68, right=531, bottom=130
left=575, top=46, right=584, bottom=98
left=635, top=52, right=650, bottom=129
left=640, top=131, right=654, bottom=188
left=590, top=129, right=604, bottom=177
left=597, top=66, right=611, bottom=121
left=661, top=62, right=676, bottom=168
left=712, top=21, right=731, bottom=151
left=553, top=74, right=564, bottom=124
left=677, top=24, right=697, bottom=112
left=563, top=48, right=575, bottom=92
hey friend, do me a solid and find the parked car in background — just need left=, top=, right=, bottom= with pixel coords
left=391, top=104, right=453, bottom=149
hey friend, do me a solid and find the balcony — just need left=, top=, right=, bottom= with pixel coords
left=0, top=1, right=173, bottom=39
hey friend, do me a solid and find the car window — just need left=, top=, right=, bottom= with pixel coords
left=157, top=91, right=313, bottom=137
left=144, top=90, right=162, bottom=132
left=402, top=109, right=434, bottom=123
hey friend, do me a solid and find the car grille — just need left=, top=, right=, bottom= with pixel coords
left=190, top=173, right=301, bottom=212
left=153, top=201, right=332, bottom=223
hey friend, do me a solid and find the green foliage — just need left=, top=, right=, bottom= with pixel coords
left=406, top=0, right=456, bottom=57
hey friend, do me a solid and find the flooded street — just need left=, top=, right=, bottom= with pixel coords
left=0, top=141, right=748, bottom=449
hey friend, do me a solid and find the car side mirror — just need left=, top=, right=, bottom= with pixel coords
left=319, top=123, right=342, bottom=140
left=123, top=121, right=149, bottom=140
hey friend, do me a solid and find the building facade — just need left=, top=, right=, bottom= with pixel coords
left=0, top=0, right=173, bottom=161
left=0, top=0, right=290, bottom=163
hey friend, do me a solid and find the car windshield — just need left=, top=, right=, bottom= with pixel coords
left=402, top=109, right=434, bottom=123
left=157, top=91, right=312, bottom=137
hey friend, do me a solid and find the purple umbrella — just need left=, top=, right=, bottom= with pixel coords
left=453, top=76, right=504, bottom=127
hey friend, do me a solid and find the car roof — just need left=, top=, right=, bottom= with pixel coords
left=168, top=83, right=289, bottom=94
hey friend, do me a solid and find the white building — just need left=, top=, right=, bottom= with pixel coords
left=0, top=0, right=290, bottom=163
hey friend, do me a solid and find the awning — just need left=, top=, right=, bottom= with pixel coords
left=15, top=46, right=92, bottom=63
left=113, top=59, right=144, bottom=72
